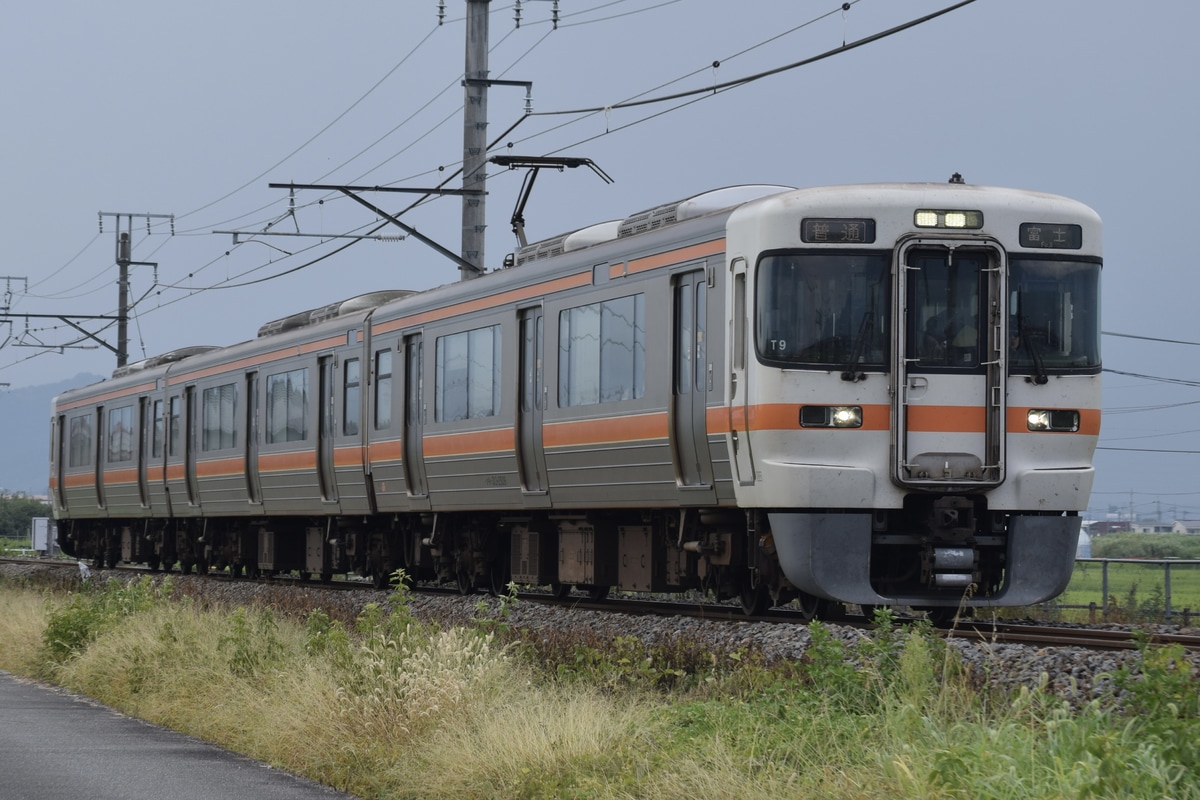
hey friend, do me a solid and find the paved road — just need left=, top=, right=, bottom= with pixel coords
left=0, top=671, right=361, bottom=800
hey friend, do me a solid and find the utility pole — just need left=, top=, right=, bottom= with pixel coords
left=461, top=0, right=490, bottom=278
left=99, top=212, right=173, bottom=367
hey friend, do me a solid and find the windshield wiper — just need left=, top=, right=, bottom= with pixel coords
left=841, top=311, right=873, bottom=382
left=1018, top=316, right=1049, bottom=385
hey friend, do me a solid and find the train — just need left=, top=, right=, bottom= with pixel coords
left=49, top=178, right=1102, bottom=620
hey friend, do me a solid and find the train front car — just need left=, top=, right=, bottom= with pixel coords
left=728, top=182, right=1101, bottom=614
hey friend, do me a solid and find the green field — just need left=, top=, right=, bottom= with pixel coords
left=1056, top=558, right=1200, bottom=622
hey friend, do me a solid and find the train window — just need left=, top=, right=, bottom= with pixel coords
left=558, top=293, right=646, bottom=407
left=68, top=413, right=93, bottom=468
left=1009, top=257, right=1101, bottom=373
left=266, top=369, right=309, bottom=443
left=201, top=383, right=237, bottom=451
left=374, top=350, right=392, bottom=430
left=435, top=325, right=501, bottom=422
left=151, top=399, right=164, bottom=458
left=756, top=252, right=889, bottom=368
left=107, top=404, right=135, bottom=463
left=168, top=397, right=181, bottom=457
left=344, top=358, right=361, bottom=436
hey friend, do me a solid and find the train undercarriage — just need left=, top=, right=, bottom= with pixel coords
left=56, top=495, right=1076, bottom=620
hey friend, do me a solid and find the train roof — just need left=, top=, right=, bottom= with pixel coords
left=51, top=180, right=1100, bottom=411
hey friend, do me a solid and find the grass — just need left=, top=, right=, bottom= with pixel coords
left=1, top=573, right=1198, bottom=799
left=1059, top=560, right=1200, bottom=622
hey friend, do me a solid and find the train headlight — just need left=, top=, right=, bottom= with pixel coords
left=1027, top=409, right=1080, bottom=432
left=914, top=209, right=984, bottom=229
left=800, top=405, right=863, bottom=428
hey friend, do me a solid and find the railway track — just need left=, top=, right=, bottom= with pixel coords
left=4, top=556, right=1198, bottom=653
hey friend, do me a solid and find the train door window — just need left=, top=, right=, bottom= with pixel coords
left=68, top=413, right=93, bottom=467
left=107, top=404, right=135, bottom=463
left=521, top=314, right=544, bottom=413
left=733, top=269, right=747, bottom=372
left=151, top=399, right=165, bottom=458
left=374, top=349, right=393, bottom=430
left=343, top=357, right=361, bottom=436
left=201, top=383, right=238, bottom=451
left=906, top=249, right=984, bottom=369
left=168, top=396, right=182, bottom=457
left=406, top=340, right=423, bottom=427
left=266, top=368, right=309, bottom=443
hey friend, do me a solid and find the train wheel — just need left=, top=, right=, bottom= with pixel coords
left=859, top=604, right=879, bottom=622
left=550, top=582, right=572, bottom=600
left=487, top=549, right=511, bottom=597
left=796, top=592, right=828, bottom=623
left=371, top=569, right=390, bottom=590
left=739, top=582, right=770, bottom=616
left=456, top=567, right=477, bottom=595
left=586, top=585, right=610, bottom=602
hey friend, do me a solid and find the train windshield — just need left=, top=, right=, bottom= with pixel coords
left=1009, top=257, right=1101, bottom=373
left=756, top=251, right=890, bottom=368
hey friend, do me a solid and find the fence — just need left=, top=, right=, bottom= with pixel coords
left=1043, top=558, right=1200, bottom=625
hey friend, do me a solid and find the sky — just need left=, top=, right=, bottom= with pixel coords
left=1, top=0, right=1197, bottom=521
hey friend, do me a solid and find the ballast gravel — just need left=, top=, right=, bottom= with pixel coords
left=4, top=562, right=1197, bottom=706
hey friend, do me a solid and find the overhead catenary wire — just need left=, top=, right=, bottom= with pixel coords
left=153, top=0, right=971, bottom=303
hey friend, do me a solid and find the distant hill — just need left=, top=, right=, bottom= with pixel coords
left=1, top=373, right=104, bottom=494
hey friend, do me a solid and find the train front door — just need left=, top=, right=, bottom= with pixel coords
left=517, top=307, right=551, bottom=504
left=672, top=268, right=715, bottom=496
left=895, top=242, right=1006, bottom=487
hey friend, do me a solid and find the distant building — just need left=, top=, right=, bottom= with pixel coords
left=1088, top=520, right=1131, bottom=535
left=1132, top=521, right=1175, bottom=533
left=1172, top=519, right=1200, bottom=535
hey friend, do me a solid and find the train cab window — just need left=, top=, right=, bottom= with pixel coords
left=435, top=325, right=501, bottom=422
left=68, top=413, right=94, bottom=468
left=756, top=252, right=889, bottom=368
left=266, top=368, right=309, bottom=443
left=558, top=294, right=646, bottom=407
left=107, top=404, right=135, bottom=463
left=343, top=358, right=361, bottom=436
left=374, top=350, right=393, bottom=430
left=1009, top=257, right=1101, bottom=373
left=201, top=383, right=237, bottom=451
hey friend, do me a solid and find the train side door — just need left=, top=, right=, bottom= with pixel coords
left=94, top=406, right=106, bottom=509
left=894, top=242, right=1005, bottom=486
left=672, top=268, right=715, bottom=495
left=137, top=397, right=151, bottom=508
left=403, top=333, right=429, bottom=504
left=51, top=415, right=66, bottom=512
left=184, top=387, right=200, bottom=506
left=318, top=355, right=338, bottom=503
left=517, top=307, right=551, bottom=504
left=245, top=372, right=262, bottom=505
left=728, top=260, right=756, bottom=486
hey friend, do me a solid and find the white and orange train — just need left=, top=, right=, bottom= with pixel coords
left=50, top=179, right=1101, bottom=618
